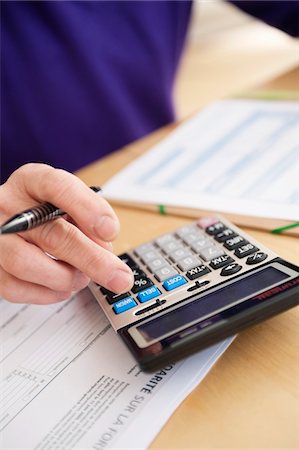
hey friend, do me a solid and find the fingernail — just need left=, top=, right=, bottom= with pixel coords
left=105, top=242, right=113, bottom=252
left=94, top=216, right=119, bottom=241
left=106, top=269, right=134, bottom=293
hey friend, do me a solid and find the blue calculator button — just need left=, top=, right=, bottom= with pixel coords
left=113, top=297, right=136, bottom=314
left=137, top=286, right=161, bottom=303
left=163, top=275, right=187, bottom=291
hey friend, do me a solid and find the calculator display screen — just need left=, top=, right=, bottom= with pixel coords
left=136, top=267, right=288, bottom=342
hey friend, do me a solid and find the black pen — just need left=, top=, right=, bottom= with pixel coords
left=0, top=186, right=101, bottom=234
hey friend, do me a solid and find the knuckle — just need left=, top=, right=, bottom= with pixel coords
left=0, top=272, right=18, bottom=303
left=42, top=290, right=72, bottom=304
left=52, top=271, right=75, bottom=292
left=8, top=163, right=55, bottom=195
left=0, top=246, right=24, bottom=276
left=41, top=169, right=74, bottom=204
left=11, top=163, right=52, bottom=181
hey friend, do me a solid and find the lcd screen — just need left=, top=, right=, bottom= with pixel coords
left=137, top=267, right=288, bottom=341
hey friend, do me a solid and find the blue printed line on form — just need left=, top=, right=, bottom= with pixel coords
left=135, top=147, right=182, bottom=185
left=157, top=112, right=262, bottom=188
left=242, top=144, right=299, bottom=202
left=288, top=188, right=299, bottom=205
left=205, top=115, right=299, bottom=194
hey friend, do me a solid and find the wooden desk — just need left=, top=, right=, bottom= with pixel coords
left=76, top=68, right=299, bottom=449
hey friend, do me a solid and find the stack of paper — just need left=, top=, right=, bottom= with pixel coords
left=103, top=100, right=299, bottom=234
left=0, top=290, right=233, bottom=449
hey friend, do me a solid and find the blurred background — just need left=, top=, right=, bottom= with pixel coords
left=174, top=0, right=299, bottom=118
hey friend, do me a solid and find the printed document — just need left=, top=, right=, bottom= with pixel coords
left=0, top=290, right=233, bottom=449
left=103, top=100, right=299, bottom=223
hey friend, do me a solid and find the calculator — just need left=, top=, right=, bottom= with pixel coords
left=89, top=216, right=299, bottom=372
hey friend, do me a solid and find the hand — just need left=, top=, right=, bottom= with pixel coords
left=0, top=164, right=134, bottom=304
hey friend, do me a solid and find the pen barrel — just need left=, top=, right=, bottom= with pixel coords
left=25, top=203, right=64, bottom=228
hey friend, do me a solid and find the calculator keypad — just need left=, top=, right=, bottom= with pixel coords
left=91, top=217, right=273, bottom=328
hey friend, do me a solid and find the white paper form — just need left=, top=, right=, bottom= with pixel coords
left=0, top=290, right=233, bottom=450
left=103, top=100, right=299, bottom=222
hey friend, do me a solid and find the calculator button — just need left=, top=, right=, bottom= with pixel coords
left=159, top=239, right=183, bottom=254
left=131, top=267, right=146, bottom=278
left=137, top=286, right=161, bottom=303
left=209, top=254, right=234, bottom=269
left=199, top=245, right=225, bottom=262
left=163, top=275, right=187, bottom=291
left=131, top=276, right=153, bottom=293
left=176, top=224, right=202, bottom=239
left=134, top=243, right=156, bottom=257
left=246, top=252, right=267, bottom=265
left=220, top=263, right=242, bottom=276
left=119, top=253, right=139, bottom=269
left=224, top=236, right=248, bottom=250
left=141, top=250, right=162, bottom=264
left=235, top=243, right=259, bottom=258
left=182, top=231, right=204, bottom=245
left=169, top=247, right=192, bottom=262
left=155, top=234, right=176, bottom=246
left=177, top=255, right=202, bottom=272
left=214, top=228, right=236, bottom=242
left=190, top=238, right=211, bottom=253
left=205, top=222, right=226, bottom=235
left=154, top=265, right=179, bottom=282
left=113, top=297, right=137, bottom=314
left=185, top=265, right=211, bottom=280
left=100, top=289, right=131, bottom=305
left=197, top=217, right=219, bottom=230
left=147, top=257, right=168, bottom=272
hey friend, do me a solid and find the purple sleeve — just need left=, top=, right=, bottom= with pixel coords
left=229, top=0, right=299, bottom=36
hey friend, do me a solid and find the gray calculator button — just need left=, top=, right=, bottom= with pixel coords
left=175, top=224, right=201, bottom=239
left=160, top=239, right=183, bottom=254
left=141, top=250, right=162, bottom=264
left=182, top=231, right=204, bottom=245
left=154, top=265, right=178, bottom=282
left=135, top=243, right=156, bottom=257
left=169, top=247, right=192, bottom=262
left=190, top=238, right=211, bottom=253
left=147, top=257, right=169, bottom=272
left=177, top=255, right=202, bottom=271
left=155, top=234, right=176, bottom=246
left=200, top=245, right=224, bottom=261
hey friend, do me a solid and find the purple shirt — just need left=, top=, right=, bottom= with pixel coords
left=1, top=1, right=298, bottom=182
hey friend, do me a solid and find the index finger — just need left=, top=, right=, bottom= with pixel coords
left=11, top=164, right=120, bottom=242
left=31, top=217, right=134, bottom=293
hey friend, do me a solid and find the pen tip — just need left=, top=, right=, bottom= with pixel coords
left=90, top=186, right=102, bottom=193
